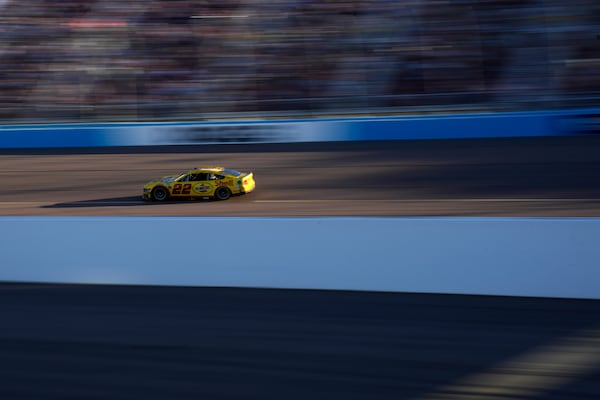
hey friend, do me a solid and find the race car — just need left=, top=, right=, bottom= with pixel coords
left=142, top=167, right=255, bottom=201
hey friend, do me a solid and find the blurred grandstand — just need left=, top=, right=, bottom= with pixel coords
left=1, top=0, right=599, bottom=123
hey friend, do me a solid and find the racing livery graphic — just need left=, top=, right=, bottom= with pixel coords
left=143, top=167, right=255, bottom=201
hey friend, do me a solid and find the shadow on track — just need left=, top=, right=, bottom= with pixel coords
left=42, top=196, right=151, bottom=208
left=1, top=284, right=600, bottom=400
left=42, top=196, right=228, bottom=208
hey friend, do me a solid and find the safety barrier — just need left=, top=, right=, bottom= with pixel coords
left=2, top=111, right=598, bottom=299
left=1, top=216, right=599, bottom=299
left=1, top=108, right=598, bottom=149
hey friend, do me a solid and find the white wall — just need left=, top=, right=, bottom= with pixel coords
left=2, top=217, right=599, bottom=299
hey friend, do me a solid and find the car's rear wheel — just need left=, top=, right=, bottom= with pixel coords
left=214, top=186, right=231, bottom=200
left=151, top=187, right=169, bottom=202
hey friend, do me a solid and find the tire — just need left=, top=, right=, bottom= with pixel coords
left=151, top=186, right=169, bottom=202
left=214, top=186, right=231, bottom=200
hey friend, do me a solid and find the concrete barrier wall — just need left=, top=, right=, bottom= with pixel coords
left=2, top=216, right=599, bottom=299
left=1, top=109, right=597, bottom=149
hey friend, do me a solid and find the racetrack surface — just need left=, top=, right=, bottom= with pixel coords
left=2, top=136, right=600, bottom=216
left=4, top=138, right=600, bottom=399
left=1, top=283, right=599, bottom=400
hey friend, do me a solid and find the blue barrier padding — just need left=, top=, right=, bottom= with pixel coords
left=0, top=128, right=108, bottom=148
left=349, top=114, right=558, bottom=140
left=2, top=108, right=600, bottom=148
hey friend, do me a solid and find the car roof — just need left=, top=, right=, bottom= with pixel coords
left=190, top=167, right=224, bottom=172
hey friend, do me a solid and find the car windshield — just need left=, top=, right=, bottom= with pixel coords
left=160, top=175, right=178, bottom=183
left=173, top=172, right=189, bottom=181
left=223, top=168, right=242, bottom=177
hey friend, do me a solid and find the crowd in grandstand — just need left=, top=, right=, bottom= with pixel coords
left=1, top=0, right=599, bottom=121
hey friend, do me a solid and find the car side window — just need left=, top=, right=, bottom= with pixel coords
left=189, top=173, right=207, bottom=181
left=209, top=174, right=225, bottom=180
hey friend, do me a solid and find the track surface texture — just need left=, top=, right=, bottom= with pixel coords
left=2, top=136, right=600, bottom=216
left=1, top=283, right=599, bottom=400
left=3, top=137, right=600, bottom=398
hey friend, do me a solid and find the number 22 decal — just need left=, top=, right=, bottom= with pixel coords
left=172, top=183, right=192, bottom=195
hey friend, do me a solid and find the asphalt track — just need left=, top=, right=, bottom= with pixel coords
left=3, top=137, right=600, bottom=398
left=2, top=135, right=600, bottom=216
left=0, top=283, right=598, bottom=400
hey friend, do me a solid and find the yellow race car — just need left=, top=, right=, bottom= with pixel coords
left=142, top=167, right=255, bottom=201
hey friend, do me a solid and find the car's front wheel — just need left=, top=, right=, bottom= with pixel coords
left=214, top=186, right=231, bottom=200
left=151, top=187, right=169, bottom=202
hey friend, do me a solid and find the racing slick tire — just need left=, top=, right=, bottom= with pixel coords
left=214, top=186, right=231, bottom=201
left=151, top=186, right=169, bottom=202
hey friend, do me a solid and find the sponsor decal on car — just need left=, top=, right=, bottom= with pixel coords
left=215, top=180, right=233, bottom=187
left=193, top=184, right=211, bottom=193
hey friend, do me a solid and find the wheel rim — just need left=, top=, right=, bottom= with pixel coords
left=217, top=187, right=229, bottom=200
left=154, top=188, right=167, bottom=201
